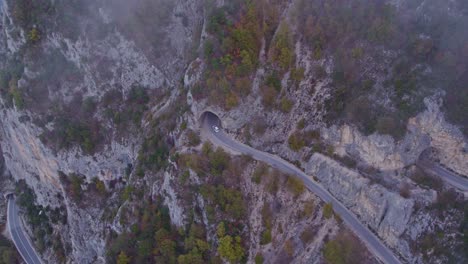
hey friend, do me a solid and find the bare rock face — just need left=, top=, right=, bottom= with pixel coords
left=323, top=125, right=408, bottom=170
left=0, top=109, right=61, bottom=205
left=0, top=0, right=204, bottom=262
left=0, top=107, right=135, bottom=262
left=152, top=171, right=186, bottom=227
left=322, top=99, right=467, bottom=176
left=408, top=99, right=468, bottom=176
left=305, top=153, right=415, bottom=260
left=64, top=202, right=107, bottom=264
left=0, top=0, right=465, bottom=262
left=0, top=107, right=138, bottom=204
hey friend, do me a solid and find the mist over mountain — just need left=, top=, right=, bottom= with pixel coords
left=0, top=0, right=466, bottom=263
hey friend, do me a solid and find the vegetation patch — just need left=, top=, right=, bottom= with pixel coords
left=286, top=177, right=305, bottom=197
left=269, top=23, right=295, bottom=70
left=107, top=199, right=214, bottom=264
left=322, top=230, right=369, bottom=264
left=200, top=185, right=246, bottom=221
left=0, top=234, right=19, bottom=264
left=289, top=0, right=468, bottom=137
left=410, top=167, right=443, bottom=191
left=288, top=130, right=320, bottom=152
left=323, top=203, right=334, bottom=219
left=15, top=180, right=67, bottom=259
left=193, top=1, right=264, bottom=108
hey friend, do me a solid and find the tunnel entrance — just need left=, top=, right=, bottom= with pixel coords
left=418, top=147, right=439, bottom=163
left=199, top=111, right=222, bottom=128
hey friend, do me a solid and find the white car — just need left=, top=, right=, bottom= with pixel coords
left=213, top=126, right=220, bottom=133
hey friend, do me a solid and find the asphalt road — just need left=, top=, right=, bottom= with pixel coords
left=417, top=159, right=468, bottom=192
left=7, top=197, right=43, bottom=264
left=203, top=113, right=401, bottom=264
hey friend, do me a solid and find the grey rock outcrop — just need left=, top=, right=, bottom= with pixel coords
left=322, top=98, right=468, bottom=176
left=305, top=153, right=415, bottom=260
left=0, top=0, right=205, bottom=262
left=64, top=203, right=107, bottom=264
left=152, top=171, right=186, bottom=227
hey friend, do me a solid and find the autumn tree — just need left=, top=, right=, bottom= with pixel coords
left=117, top=251, right=130, bottom=264
left=218, top=235, right=245, bottom=263
left=28, top=28, right=41, bottom=43
left=271, top=23, right=295, bottom=70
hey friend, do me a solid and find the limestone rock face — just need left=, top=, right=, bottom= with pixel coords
left=0, top=0, right=204, bottom=262
left=152, top=171, right=186, bottom=228
left=409, top=99, right=468, bottom=176
left=0, top=107, right=137, bottom=262
left=0, top=107, right=138, bottom=203
left=323, top=124, right=408, bottom=170
left=63, top=202, right=107, bottom=264
left=0, top=0, right=466, bottom=263
left=0, top=108, right=61, bottom=205
left=305, top=153, right=415, bottom=260
left=322, top=99, right=467, bottom=176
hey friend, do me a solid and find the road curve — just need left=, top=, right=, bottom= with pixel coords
left=417, top=160, right=468, bottom=192
left=203, top=113, right=401, bottom=264
left=7, top=197, right=43, bottom=264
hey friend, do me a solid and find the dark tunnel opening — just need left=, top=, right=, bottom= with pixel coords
left=199, top=111, right=222, bottom=128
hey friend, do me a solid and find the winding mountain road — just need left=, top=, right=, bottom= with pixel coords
left=7, top=196, right=42, bottom=264
left=202, top=112, right=401, bottom=264
left=417, top=159, right=468, bottom=192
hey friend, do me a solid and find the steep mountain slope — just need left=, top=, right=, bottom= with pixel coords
left=0, top=0, right=466, bottom=263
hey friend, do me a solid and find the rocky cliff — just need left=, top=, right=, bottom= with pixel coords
left=0, top=0, right=204, bottom=262
left=187, top=0, right=468, bottom=262
left=322, top=98, right=468, bottom=175
left=305, top=153, right=414, bottom=261
left=0, top=0, right=467, bottom=263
